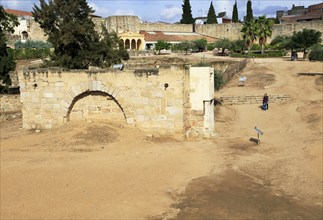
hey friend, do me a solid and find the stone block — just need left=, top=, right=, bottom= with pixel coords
left=166, top=106, right=179, bottom=115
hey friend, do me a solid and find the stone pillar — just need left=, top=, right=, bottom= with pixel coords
left=189, top=67, right=215, bottom=137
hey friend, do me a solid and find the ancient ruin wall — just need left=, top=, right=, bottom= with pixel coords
left=195, top=23, right=243, bottom=41
left=139, top=23, right=193, bottom=32
left=105, top=16, right=141, bottom=33
left=271, top=21, right=323, bottom=41
left=28, top=19, right=48, bottom=42
left=18, top=66, right=187, bottom=135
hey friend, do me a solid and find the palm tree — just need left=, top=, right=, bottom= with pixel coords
left=255, top=16, right=274, bottom=54
left=241, top=20, right=257, bottom=54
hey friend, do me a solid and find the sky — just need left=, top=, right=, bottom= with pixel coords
left=0, top=0, right=322, bottom=23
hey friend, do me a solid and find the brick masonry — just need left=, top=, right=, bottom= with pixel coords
left=220, top=95, right=291, bottom=105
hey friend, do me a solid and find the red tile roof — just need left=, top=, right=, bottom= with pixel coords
left=140, top=31, right=218, bottom=43
left=5, top=9, right=32, bottom=17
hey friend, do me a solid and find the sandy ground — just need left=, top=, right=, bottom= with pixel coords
left=1, top=55, right=322, bottom=219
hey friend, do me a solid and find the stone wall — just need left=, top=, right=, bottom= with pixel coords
left=18, top=66, right=188, bottom=135
left=271, top=21, right=323, bottom=41
left=105, top=16, right=141, bottom=33
left=0, top=95, right=22, bottom=113
left=139, top=23, right=193, bottom=32
left=12, top=15, right=323, bottom=45
left=220, top=94, right=291, bottom=105
left=195, top=23, right=243, bottom=41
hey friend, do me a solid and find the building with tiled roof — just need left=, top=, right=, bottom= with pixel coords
left=139, top=30, right=219, bottom=50
left=4, top=8, right=32, bottom=17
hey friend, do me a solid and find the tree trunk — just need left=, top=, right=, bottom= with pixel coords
left=261, top=43, right=264, bottom=54
left=303, top=48, right=307, bottom=60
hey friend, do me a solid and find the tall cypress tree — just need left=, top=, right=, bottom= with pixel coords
left=180, top=0, right=194, bottom=24
left=232, top=0, right=239, bottom=22
left=246, top=0, right=253, bottom=22
left=206, top=2, right=218, bottom=24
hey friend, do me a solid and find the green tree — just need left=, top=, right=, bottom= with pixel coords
left=91, top=25, right=129, bottom=67
left=177, top=41, right=196, bottom=54
left=214, top=38, right=233, bottom=55
left=193, top=38, right=208, bottom=52
left=33, top=0, right=128, bottom=69
left=232, top=0, right=239, bottom=23
left=180, top=0, right=194, bottom=24
left=291, top=29, right=322, bottom=59
left=0, top=6, right=19, bottom=93
left=231, top=39, right=246, bottom=53
left=246, top=0, right=253, bottom=22
left=255, top=16, right=274, bottom=54
left=155, top=40, right=171, bottom=54
left=206, top=2, right=218, bottom=24
left=241, top=20, right=257, bottom=54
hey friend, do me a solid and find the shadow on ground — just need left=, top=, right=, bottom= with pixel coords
left=155, top=169, right=322, bottom=220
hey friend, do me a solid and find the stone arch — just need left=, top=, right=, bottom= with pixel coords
left=61, top=81, right=134, bottom=124
left=120, top=39, right=124, bottom=48
left=22, top=31, right=28, bottom=41
left=131, top=39, right=136, bottom=49
left=137, top=39, right=142, bottom=50
left=125, top=39, right=130, bottom=49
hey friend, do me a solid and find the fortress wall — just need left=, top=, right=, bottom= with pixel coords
left=139, top=23, right=193, bottom=32
left=105, top=16, right=141, bottom=33
left=195, top=23, right=243, bottom=41
left=271, top=21, right=323, bottom=41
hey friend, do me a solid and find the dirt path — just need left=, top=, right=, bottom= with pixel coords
left=1, top=57, right=322, bottom=219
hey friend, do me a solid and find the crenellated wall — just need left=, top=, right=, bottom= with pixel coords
left=15, top=15, right=323, bottom=44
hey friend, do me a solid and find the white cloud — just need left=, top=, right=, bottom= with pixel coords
left=160, top=5, right=182, bottom=19
left=88, top=2, right=111, bottom=17
left=113, top=9, right=135, bottom=16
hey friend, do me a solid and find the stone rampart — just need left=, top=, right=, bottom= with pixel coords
left=195, top=23, right=243, bottom=41
left=139, top=23, right=193, bottom=32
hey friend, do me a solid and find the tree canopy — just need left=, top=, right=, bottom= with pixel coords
left=232, top=1, right=239, bottom=23
left=206, top=2, right=218, bottom=24
left=155, top=40, right=172, bottom=54
left=241, top=20, right=257, bottom=54
left=255, top=16, right=274, bottom=54
left=291, top=29, right=322, bottom=59
left=214, top=38, right=232, bottom=54
left=32, top=0, right=128, bottom=69
left=180, top=0, right=194, bottom=24
left=0, top=6, right=18, bottom=93
left=246, top=0, right=253, bottom=22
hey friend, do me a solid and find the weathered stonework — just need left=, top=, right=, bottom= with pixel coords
left=18, top=65, right=217, bottom=137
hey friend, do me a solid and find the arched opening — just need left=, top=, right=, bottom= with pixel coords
left=137, top=39, right=142, bottom=50
left=120, top=39, right=125, bottom=49
left=125, top=39, right=130, bottom=49
left=66, top=91, right=126, bottom=122
left=131, top=39, right=136, bottom=50
left=22, top=31, right=28, bottom=41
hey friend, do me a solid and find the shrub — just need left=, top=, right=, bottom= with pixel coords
left=230, top=50, right=287, bottom=58
left=14, top=40, right=52, bottom=49
left=309, top=45, right=323, bottom=61
left=207, top=43, right=216, bottom=51
left=9, top=48, right=52, bottom=60
left=214, top=69, right=224, bottom=91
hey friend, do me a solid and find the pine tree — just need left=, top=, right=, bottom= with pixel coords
left=180, top=0, right=194, bottom=24
left=232, top=0, right=239, bottom=23
left=246, top=0, right=253, bottom=22
left=0, top=6, right=18, bottom=93
left=206, top=2, right=218, bottom=24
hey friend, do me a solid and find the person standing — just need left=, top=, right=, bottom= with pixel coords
left=263, top=93, right=269, bottom=110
